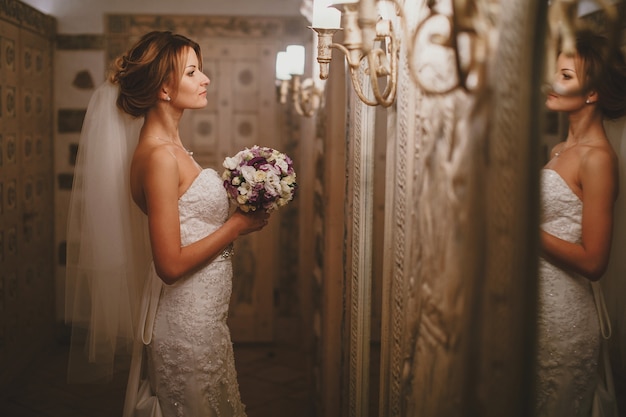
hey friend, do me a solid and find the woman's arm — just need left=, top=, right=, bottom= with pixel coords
left=541, top=148, right=617, bottom=280
left=142, top=149, right=268, bottom=284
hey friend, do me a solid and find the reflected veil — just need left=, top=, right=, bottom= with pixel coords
left=604, top=118, right=626, bottom=373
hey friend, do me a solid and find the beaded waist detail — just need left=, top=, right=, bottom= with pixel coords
left=220, top=243, right=234, bottom=260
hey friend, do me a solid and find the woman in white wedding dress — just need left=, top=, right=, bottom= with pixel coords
left=66, top=31, right=269, bottom=417
left=535, top=29, right=626, bottom=417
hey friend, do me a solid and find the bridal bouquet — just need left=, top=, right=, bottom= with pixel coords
left=222, top=145, right=297, bottom=212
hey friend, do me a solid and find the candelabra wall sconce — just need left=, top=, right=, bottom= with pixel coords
left=308, top=0, right=500, bottom=102
left=310, top=0, right=398, bottom=107
left=276, top=45, right=324, bottom=117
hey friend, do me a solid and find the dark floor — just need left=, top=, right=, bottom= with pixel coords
left=0, top=341, right=313, bottom=417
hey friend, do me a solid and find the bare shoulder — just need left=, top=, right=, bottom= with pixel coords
left=579, top=140, right=618, bottom=199
left=130, top=143, right=179, bottom=210
left=580, top=140, right=618, bottom=174
left=133, top=142, right=178, bottom=176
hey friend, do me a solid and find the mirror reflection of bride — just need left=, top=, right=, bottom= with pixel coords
left=535, top=27, right=626, bottom=417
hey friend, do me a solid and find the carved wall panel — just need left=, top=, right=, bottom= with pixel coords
left=375, top=0, right=543, bottom=416
left=0, top=0, right=55, bottom=388
left=306, top=35, right=350, bottom=417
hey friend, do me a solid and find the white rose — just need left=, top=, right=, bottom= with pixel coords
left=240, top=165, right=257, bottom=184
left=238, top=182, right=251, bottom=195
left=223, top=156, right=240, bottom=170
left=275, top=158, right=288, bottom=173
left=264, top=173, right=282, bottom=195
left=253, top=170, right=267, bottom=183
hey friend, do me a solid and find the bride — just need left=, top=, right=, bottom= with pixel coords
left=65, top=31, right=269, bottom=416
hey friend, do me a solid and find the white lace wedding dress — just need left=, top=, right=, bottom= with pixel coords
left=125, top=168, right=246, bottom=417
left=535, top=168, right=600, bottom=417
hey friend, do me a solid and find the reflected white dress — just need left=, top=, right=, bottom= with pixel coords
left=535, top=169, right=600, bottom=417
left=126, top=168, right=246, bottom=417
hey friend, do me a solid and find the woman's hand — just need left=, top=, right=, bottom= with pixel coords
left=229, top=208, right=270, bottom=236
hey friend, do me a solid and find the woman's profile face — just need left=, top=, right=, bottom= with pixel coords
left=545, top=52, right=587, bottom=113
left=169, top=47, right=210, bottom=110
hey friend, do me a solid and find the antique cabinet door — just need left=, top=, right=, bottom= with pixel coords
left=187, top=38, right=281, bottom=342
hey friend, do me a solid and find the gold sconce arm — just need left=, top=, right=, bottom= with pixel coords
left=346, top=32, right=398, bottom=107
left=291, top=75, right=324, bottom=117
left=405, top=0, right=497, bottom=95
left=278, top=79, right=290, bottom=104
left=311, top=1, right=399, bottom=108
left=277, top=76, right=323, bottom=117
left=275, top=45, right=323, bottom=117
left=450, top=0, right=494, bottom=93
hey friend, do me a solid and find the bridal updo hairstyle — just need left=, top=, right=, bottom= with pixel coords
left=109, top=31, right=203, bottom=118
left=571, top=28, right=626, bottom=120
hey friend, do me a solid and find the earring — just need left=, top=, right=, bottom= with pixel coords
left=165, top=96, right=171, bottom=102
left=586, top=99, right=590, bottom=104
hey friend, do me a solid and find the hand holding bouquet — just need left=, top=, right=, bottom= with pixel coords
left=222, top=145, right=297, bottom=212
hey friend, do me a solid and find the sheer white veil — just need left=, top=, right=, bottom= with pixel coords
left=604, top=117, right=626, bottom=374
left=65, top=81, right=152, bottom=382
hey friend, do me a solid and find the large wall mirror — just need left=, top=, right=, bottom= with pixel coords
left=343, top=1, right=626, bottom=416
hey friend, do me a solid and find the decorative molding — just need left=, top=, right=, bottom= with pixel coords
left=56, top=34, right=104, bottom=51
left=376, top=1, right=542, bottom=416
left=0, top=0, right=55, bottom=37
left=348, top=65, right=376, bottom=417
left=57, top=109, right=86, bottom=133
left=106, top=14, right=310, bottom=39
left=385, top=34, right=413, bottom=417
left=104, top=14, right=311, bottom=70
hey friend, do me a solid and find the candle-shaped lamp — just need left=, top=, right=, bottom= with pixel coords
left=276, top=51, right=291, bottom=81
left=286, top=45, right=306, bottom=76
left=276, top=51, right=291, bottom=103
left=312, top=0, right=341, bottom=29
left=377, top=0, right=396, bottom=20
